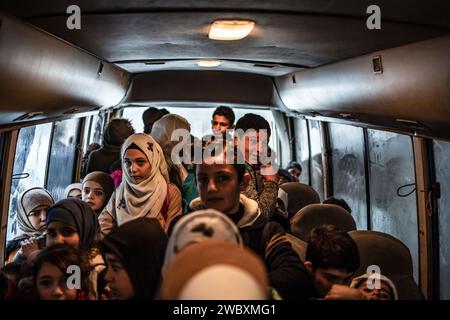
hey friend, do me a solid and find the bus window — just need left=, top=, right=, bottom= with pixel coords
left=329, top=123, right=367, bottom=229
left=293, top=118, right=310, bottom=185
left=432, top=139, right=450, bottom=299
left=45, top=118, right=82, bottom=201
left=308, top=120, right=324, bottom=201
left=0, top=131, right=5, bottom=188
left=122, top=106, right=279, bottom=157
left=367, top=129, right=419, bottom=282
left=82, top=113, right=104, bottom=152
left=7, top=123, right=52, bottom=241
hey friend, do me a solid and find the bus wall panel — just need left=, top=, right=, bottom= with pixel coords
left=276, top=35, right=450, bottom=140
left=0, top=14, right=130, bottom=126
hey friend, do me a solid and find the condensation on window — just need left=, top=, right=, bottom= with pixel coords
left=7, top=123, right=52, bottom=240
left=46, top=119, right=81, bottom=201
left=433, top=139, right=450, bottom=299
left=308, top=120, right=324, bottom=201
left=367, top=129, right=419, bottom=283
left=293, top=118, right=310, bottom=185
left=329, top=123, right=367, bottom=229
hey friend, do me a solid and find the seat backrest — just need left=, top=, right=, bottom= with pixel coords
left=349, top=230, right=424, bottom=300
left=279, top=182, right=320, bottom=219
left=285, top=233, right=307, bottom=262
left=290, top=204, right=357, bottom=241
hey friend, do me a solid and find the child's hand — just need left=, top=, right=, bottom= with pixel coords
left=324, top=284, right=366, bottom=300
left=20, top=237, right=39, bottom=258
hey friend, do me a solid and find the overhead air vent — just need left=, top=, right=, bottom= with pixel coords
left=254, top=64, right=274, bottom=68
left=339, top=113, right=360, bottom=121
left=97, top=61, right=104, bottom=76
left=309, top=111, right=323, bottom=117
left=372, top=55, right=383, bottom=74
left=13, top=112, right=44, bottom=122
left=396, top=119, right=428, bottom=131
left=144, top=61, right=166, bottom=65
left=63, top=108, right=80, bottom=114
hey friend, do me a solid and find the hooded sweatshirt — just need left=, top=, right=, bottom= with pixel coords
left=189, top=194, right=316, bottom=300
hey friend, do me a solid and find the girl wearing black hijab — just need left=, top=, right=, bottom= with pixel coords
left=46, top=198, right=99, bottom=252
left=45, top=198, right=102, bottom=299
left=99, top=217, right=168, bottom=300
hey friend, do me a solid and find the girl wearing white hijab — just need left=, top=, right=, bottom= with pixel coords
left=99, top=133, right=182, bottom=235
left=6, top=187, right=54, bottom=263
left=64, top=183, right=82, bottom=199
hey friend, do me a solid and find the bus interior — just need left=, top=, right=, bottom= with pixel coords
left=0, top=0, right=449, bottom=300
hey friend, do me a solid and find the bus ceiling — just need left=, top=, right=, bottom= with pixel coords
left=0, top=1, right=449, bottom=138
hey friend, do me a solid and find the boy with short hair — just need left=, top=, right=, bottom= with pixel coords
left=304, top=225, right=360, bottom=298
left=234, top=113, right=278, bottom=222
left=189, top=143, right=315, bottom=300
left=286, top=160, right=302, bottom=182
left=211, top=106, right=235, bottom=136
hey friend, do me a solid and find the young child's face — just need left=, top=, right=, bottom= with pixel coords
left=27, top=205, right=49, bottom=232
left=36, top=262, right=78, bottom=300
left=357, top=279, right=394, bottom=300
left=82, top=180, right=106, bottom=212
left=196, top=163, right=242, bottom=214
left=124, top=148, right=151, bottom=184
left=46, top=222, right=80, bottom=249
left=67, top=189, right=82, bottom=199
left=104, top=253, right=134, bottom=300
left=288, top=167, right=301, bottom=181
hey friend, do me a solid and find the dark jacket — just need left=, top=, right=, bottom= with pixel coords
left=86, top=119, right=134, bottom=175
left=189, top=195, right=315, bottom=299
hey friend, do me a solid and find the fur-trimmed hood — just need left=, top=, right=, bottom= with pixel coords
left=189, top=194, right=262, bottom=229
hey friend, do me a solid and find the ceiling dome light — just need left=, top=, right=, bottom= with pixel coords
left=198, top=60, right=221, bottom=67
left=208, top=19, right=255, bottom=40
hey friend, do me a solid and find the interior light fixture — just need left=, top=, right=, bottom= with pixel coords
left=208, top=19, right=255, bottom=40
left=197, top=60, right=221, bottom=67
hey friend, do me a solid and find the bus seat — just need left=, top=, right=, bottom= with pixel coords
left=279, top=182, right=320, bottom=220
left=285, top=233, right=307, bottom=262
left=349, top=230, right=424, bottom=300
left=289, top=204, right=357, bottom=241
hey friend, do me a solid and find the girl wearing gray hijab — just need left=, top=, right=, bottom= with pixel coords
left=6, top=187, right=54, bottom=263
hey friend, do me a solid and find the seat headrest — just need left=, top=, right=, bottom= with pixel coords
left=285, top=233, right=307, bottom=262
left=349, top=230, right=423, bottom=300
left=279, top=182, right=320, bottom=219
left=290, top=204, right=357, bottom=241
